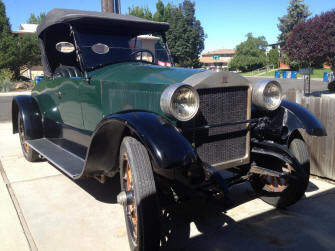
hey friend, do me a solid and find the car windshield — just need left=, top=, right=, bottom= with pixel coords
left=75, top=30, right=172, bottom=71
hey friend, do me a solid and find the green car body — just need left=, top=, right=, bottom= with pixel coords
left=32, top=62, right=203, bottom=131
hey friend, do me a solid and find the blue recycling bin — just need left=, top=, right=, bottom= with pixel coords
left=35, top=76, right=43, bottom=84
left=323, top=72, right=329, bottom=82
left=282, top=71, right=287, bottom=78
left=274, top=71, right=280, bottom=78
left=291, top=71, right=297, bottom=79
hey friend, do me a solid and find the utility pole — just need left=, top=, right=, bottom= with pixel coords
left=101, top=0, right=120, bottom=14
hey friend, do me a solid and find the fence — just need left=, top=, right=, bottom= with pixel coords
left=286, top=89, right=335, bottom=180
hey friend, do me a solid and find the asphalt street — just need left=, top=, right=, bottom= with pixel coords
left=0, top=95, right=13, bottom=122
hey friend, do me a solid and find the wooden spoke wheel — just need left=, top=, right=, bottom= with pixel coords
left=119, top=137, right=159, bottom=251
left=250, top=138, right=310, bottom=208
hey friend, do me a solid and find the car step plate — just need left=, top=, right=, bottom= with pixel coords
left=26, top=138, right=84, bottom=179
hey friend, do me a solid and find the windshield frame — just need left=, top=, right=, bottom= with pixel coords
left=72, top=26, right=174, bottom=72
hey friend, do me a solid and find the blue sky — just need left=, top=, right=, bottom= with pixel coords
left=3, top=0, right=334, bottom=53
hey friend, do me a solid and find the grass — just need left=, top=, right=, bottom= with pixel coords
left=241, top=68, right=332, bottom=79
left=240, top=69, right=267, bottom=76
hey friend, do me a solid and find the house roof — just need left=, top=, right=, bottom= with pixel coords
left=202, top=49, right=235, bottom=57
left=12, top=24, right=38, bottom=34
left=37, top=8, right=170, bottom=36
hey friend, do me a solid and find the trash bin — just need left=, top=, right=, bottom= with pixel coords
left=282, top=71, right=287, bottom=78
left=286, top=71, right=291, bottom=78
left=323, top=72, right=329, bottom=82
left=291, top=71, right=297, bottom=79
left=35, top=76, right=44, bottom=84
left=275, top=71, right=280, bottom=78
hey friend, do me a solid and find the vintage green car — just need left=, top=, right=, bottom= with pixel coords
left=12, top=8, right=326, bottom=251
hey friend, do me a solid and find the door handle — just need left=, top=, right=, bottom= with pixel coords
left=57, top=91, right=62, bottom=99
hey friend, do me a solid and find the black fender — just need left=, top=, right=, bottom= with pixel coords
left=80, top=111, right=197, bottom=179
left=252, top=100, right=326, bottom=143
left=281, top=99, right=326, bottom=137
left=12, top=95, right=43, bottom=140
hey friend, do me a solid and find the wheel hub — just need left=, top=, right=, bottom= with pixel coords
left=262, top=164, right=292, bottom=192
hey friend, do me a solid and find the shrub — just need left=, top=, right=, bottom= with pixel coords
left=0, top=68, right=14, bottom=92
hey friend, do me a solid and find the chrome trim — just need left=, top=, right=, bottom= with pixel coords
left=252, top=79, right=283, bottom=111
left=160, top=83, right=200, bottom=122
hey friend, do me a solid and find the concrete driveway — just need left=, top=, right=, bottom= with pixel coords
left=1, top=91, right=335, bottom=251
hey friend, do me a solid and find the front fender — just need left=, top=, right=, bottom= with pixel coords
left=12, top=95, right=43, bottom=140
left=81, top=111, right=197, bottom=179
left=281, top=100, right=326, bottom=136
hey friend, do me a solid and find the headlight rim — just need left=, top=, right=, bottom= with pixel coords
left=252, top=79, right=283, bottom=111
left=160, top=83, right=200, bottom=122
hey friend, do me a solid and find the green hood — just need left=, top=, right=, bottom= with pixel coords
left=88, top=62, right=205, bottom=85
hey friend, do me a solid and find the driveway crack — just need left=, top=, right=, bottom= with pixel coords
left=0, top=159, right=38, bottom=251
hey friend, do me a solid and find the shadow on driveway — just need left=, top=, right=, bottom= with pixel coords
left=71, top=175, right=334, bottom=251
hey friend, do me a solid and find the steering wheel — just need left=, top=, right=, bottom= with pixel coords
left=129, top=49, right=155, bottom=63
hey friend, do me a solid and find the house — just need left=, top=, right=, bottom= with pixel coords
left=12, top=24, right=38, bottom=35
left=12, top=24, right=43, bottom=80
left=200, top=49, right=235, bottom=70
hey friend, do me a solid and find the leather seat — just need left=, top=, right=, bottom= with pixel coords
left=54, top=65, right=84, bottom=78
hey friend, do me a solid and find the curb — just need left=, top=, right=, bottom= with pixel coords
left=0, top=91, right=31, bottom=97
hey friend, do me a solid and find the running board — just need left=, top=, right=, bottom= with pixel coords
left=26, top=138, right=84, bottom=179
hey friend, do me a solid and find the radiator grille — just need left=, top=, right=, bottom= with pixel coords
left=181, top=86, right=249, bottom=165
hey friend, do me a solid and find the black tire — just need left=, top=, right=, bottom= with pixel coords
left=328, top=80, right=335, bottom=93
left=250, top=138, right=310, bottom=208
left=119, top=137, right=159, bottom=251
left=18, top=112, right=39, bottom=162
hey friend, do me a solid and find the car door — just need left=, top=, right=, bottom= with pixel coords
left=57, top=77, right=85, bottom=130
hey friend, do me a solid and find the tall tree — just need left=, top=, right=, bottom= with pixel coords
left=128, top=6, right=153, bottom=20
left=286, top=9, right=335, bottom=72
left=277, top=0, right=311, bottom=44
left=0, top=0, right=16, bottom=72
left=0, top=0, right=10, bottom=34
left=27, top=13, right=46, bottom=24
left=229, top=33, right=268, bottom=72
left=153, top=0, right=165, bottom=22
left=166, top=0, right=205, bottom=67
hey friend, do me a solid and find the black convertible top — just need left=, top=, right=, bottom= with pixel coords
left=37, top=8, right=170, bottom=36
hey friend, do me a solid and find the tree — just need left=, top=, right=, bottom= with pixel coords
left=27, top=13, right=46, bottom=24
left=277, top=0, right=311, bottom=45
left=128, top=0, right=205, bottom=68
left=0, top=0, right=16, bottom=73
left=0, top=0, right=42, bottom=79
left=229, top=33, right=268, bottom=72
left=286, top=9, right=335, bottom=72
left=268, top=48, right=279, bottom=68
left=165, top=0, right=205, bottom=67
left=128, top=6, right=153, bottom=20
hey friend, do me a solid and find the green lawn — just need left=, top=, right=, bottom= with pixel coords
left=242, top=68, right=332, bottom=79
left=240, top=68, right=273, bottom=76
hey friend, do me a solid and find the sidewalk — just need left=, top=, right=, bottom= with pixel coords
left=1, top=120, right=335, bottom=250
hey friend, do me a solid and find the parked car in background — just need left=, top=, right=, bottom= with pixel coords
left=12, top=8, right=326, bottom=251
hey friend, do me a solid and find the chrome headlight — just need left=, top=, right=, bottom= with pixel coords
left=252, top=79, right=282, bottom=111
left=160, top=83, right=200, bottom=121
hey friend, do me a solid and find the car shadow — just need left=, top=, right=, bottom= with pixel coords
left=72, top=174, right=329, bottom=250
left=74, top=175, right=121, bottom=204
left=159, top=185, right=335, bottom=251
